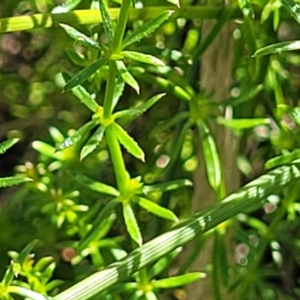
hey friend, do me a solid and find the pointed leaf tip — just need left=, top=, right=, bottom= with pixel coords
left=167, top=0, right=180, bottom=7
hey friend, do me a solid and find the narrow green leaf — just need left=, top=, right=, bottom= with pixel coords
left=237, top=0, right=254, bottom=18
left=132, top=68, right=192, bottom=101
left=65, top=48, right=86, bottom=66
left=216, top=117, right=270, bottom=129
left=151, top=112, right=190, bottom=135
left=122, top=11, right=173, bottom=49
left=32, top=141, right=57, bottom=159
left=49, top=127, right=65, bottom=144
left=99, top=0, right=114, bottom=42
left=56, top=121, right=97, bottom=151
left=148, top=248, right=182, bottom=279
left=60, top=23, right=101, bottom=49
left=112, top=78, right=125, bottom=111
left=282, top=0, right=300, bottom=25
left=74, top=174, right=120, bottom=196
left=253, top=40, right=300, bottom=57
left=162, top=67, right=195, bottom=98
left=43, top=261, right=56, bottom=278
left=7, top=286, right=48, bottom=300
left=79, top=200, right=119, bottom=251
left=122, top=51, right=165, bottom=67
left=46, top=280, right=64, bottom=293
left=0, top=176, right=32, bottom=188
left=17, top=240, right=38, bottom=263
left=197, top=121, right=222, bottom=192
left=134, top=197, right=178, bottom=222
left=153, top=272, right=205, bottom=289
left=115, top=60, right=140, bottom=94
left=64, top=57, right=108, bottom=90
left=112, top=123, right=145, bottom=162
left=114, top=93, right=165, bottom=119
left=34, top=257, right=53, bottom=272
left=261, top=2, right=273, bottom=24
left=62, top=72, right=99, bottom=112
left=265, top=149, right=300, bottom=170
left=79, top=213, right=117, bottom=254
left=123, top=201, right=142, bottom=246
left=143, top=179, right=192, bottom=194
left=80, top=126, right=105, bottom=160
left=0, top=138, right=19, bottom=155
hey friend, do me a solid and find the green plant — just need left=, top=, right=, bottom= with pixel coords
left=1, top=0, right=300, bottom=299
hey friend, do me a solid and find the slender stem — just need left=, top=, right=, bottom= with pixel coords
left=102, top=1, right=131, bottom=193
left=105, top=125, right=129, bottom=194
left=0, top=7, right=243, bottom=34
left=111, top=0, right=131, bottom=52
left=103, top=61, right=117, bottom=119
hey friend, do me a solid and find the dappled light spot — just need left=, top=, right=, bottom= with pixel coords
left=156, top=154, right=170, bottom=169
left=183, top=156, right=198, bottom=172
left=61, top=247, right=76, bottom=262
left=235, top=243, right=249, bottom=265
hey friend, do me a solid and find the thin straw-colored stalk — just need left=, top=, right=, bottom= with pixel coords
left=0, top=6, right=241, bottom=33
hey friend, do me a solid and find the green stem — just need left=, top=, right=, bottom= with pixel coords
left=106, top=125, right=129, bottom=194
left=112, top=0, right=131, bottom=52
left=102, top=1, right=132, bottom=193
left=103, top=60, right=117, bottom=119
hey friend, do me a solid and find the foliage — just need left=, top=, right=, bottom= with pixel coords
left=1, top=0, right=300, bottom=299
